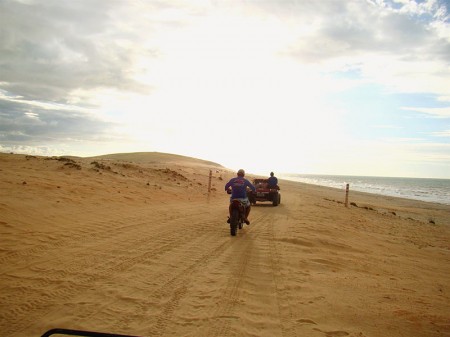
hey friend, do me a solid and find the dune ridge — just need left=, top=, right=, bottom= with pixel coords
left=1, top=152, right=449, bottom=337
left=87, top=151, right=223, bottom=167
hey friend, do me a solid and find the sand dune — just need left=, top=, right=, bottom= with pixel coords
left=1, top=152, right=449, bottom=337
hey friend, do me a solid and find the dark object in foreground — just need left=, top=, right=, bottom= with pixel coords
left=41, top=328, right=143, bottom=337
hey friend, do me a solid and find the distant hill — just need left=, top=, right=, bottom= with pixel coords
left=86, top=152, right=223, bottom=167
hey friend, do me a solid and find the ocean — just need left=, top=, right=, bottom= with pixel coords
left=279, top=174, right=450, bottom=205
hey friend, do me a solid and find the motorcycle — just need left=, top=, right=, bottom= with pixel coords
left=227, top=189, right=247, bottom=236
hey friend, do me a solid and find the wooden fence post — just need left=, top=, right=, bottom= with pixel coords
left=208, top=169, right=212, bottom=194
left=345, top=183, right=349, bottom=208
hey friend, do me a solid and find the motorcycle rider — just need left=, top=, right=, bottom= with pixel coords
left=225, top=169, right=256, bottom=225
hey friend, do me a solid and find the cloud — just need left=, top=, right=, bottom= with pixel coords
left=372, top=124, right=404, bottom=129
left=0, top=0, right=176, bottom=154
left=0, top=95, right=118, bottom=145
left=0, top=0, right=157, bottom=102
left=276, top=0, right=450, bottom=98
left=431, top=129, right=450, bottom=137
left=402, top=106, right=450, bottom=117
left=2, top=0, right=448, bottom=104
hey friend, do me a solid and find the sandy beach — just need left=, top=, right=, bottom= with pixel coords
left=1, top=152, right=449, bottom=337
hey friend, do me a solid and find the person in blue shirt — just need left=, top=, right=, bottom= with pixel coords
left=225, top=169, right=256, bottom=225
left=267, top=171, right=278, bottom=189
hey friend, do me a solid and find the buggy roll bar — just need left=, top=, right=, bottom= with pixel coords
left=41, top=328, right=143, bottom=337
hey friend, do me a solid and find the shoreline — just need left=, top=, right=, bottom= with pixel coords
left=276, top=178, right=450, bottom=226
left=279, top=173, right=450, bottom=206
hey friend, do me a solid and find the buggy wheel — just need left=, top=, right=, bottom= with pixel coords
left=230, top=208, right=239, bottom=236
left=272, top=193, right=279, bottom=206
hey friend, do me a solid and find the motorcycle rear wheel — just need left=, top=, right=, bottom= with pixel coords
left=230, top=208, right=239, bottom=236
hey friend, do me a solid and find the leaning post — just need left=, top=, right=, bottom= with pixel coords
left=208, top=169, right=212, bottom=194
left=345, top=183, right=350, bottom=208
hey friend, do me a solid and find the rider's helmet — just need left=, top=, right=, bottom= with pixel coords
left=237, top=169, right=245, bottom=177
left=270, top=172, right=274, bottom=176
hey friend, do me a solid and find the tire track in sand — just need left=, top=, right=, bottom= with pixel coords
left=266, top=211, right=297, bottom=337
left=143, top=223, right=258, bottom=336
left=1, top=206, right=222, bottom=337
left=200, top=223, right=261, bottom=337
left=0, top=206, right=208, bottom=270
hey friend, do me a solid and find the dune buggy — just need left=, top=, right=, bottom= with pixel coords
left=248, top=178, right=280, bottom=206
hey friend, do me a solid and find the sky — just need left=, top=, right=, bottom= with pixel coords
left=1, top=0, right=450, bottom=178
